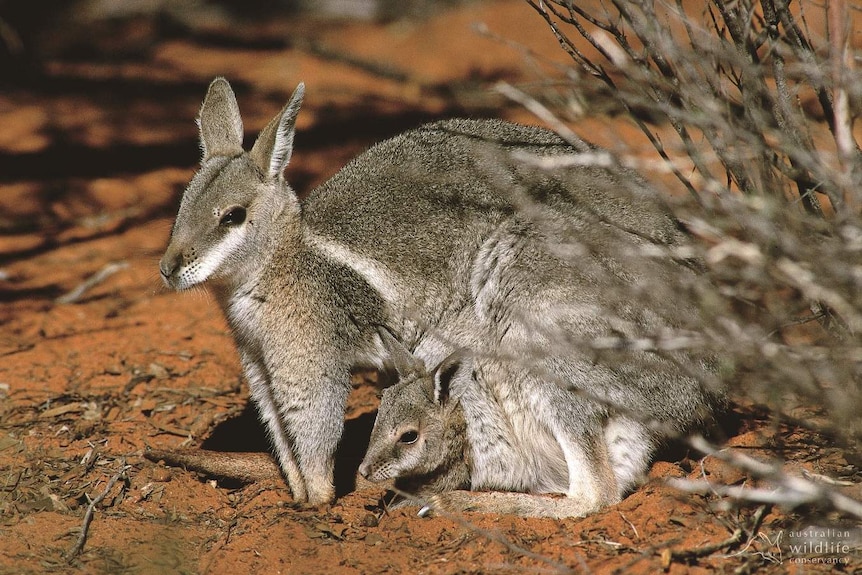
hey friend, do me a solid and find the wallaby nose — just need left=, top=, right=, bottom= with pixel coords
left=158, top=253, right=180, bottom=284
left=358, top=461, right=370, bottom=480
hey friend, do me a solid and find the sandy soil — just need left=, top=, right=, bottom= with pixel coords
left=1, top=1, right=859, bottom=573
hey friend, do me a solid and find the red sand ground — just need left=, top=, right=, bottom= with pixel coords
left=1, top=1, right=859, bottom=573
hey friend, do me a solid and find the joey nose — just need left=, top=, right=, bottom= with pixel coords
left=358, top=461, right=371, bottom=480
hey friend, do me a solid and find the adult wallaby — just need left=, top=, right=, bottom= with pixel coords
left=361, top=331, right=714, bottom=518
left=160, top=77, right=717, bottom=506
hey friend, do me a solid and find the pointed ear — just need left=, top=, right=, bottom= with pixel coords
left=250, top=82, right=305, bottom=180
left=432, top=351, right=472, bottom=406
left=198, top=77, right=244, bottom=161
left=377, top=326, right=427, bottom=379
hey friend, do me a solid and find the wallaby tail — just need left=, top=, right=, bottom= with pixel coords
left=419, top=489, right=615, bottom=519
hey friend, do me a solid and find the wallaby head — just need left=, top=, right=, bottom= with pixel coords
left=360, top=330, right=472, bottom=486
left=159, top=78, right=305, bottom=292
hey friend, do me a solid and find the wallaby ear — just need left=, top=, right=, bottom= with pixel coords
left=377, top=326, right=426, bottom=380
left=198, top=77, right=244, bottom=161
left=432, top=351, right=472, bottom=406
left=250, top=82, right=305, bottom=180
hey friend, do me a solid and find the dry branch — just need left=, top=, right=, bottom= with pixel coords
left=668, top=436, right=862, bottom=520
left=55, top=261, right=129, bottom=305
left=66, top=462, right=131, bottom=562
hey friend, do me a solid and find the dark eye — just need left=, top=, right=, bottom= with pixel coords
left=219, top=206, right=246, bottom=226
left=398, top=430, right=419, bottom=445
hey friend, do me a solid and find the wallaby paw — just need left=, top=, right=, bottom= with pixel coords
left=296, top=476, right=335, bottom=506
left=416, top=491, right=479, bottom=517
left=381, top=492, right=415, bottom=511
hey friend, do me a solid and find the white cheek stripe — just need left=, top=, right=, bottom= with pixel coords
left=179, top=229, right=244, bottom=288
left=306, top=232, right=401, bottom=303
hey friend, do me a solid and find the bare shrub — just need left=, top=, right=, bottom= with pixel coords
left=505, top=0, right=862, bottom=515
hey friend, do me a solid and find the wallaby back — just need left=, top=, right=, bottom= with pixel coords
left=304, top=119, right=684, bottom=299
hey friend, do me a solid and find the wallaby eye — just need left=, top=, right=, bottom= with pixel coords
left=219, top=206, right=246, bottom=226
left=398, top=430, right=419, bottom=445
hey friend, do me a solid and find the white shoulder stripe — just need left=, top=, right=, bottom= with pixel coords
left=305, top=232, right=401, bottom=303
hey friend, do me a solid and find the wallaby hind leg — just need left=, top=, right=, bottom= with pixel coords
left=554, top=429, right=619, bottom=510
left=526, top=377, right=620, bottom=509
left=420, top=490, right=603, bottom=519
left=604, top=416, right=654, bottom=498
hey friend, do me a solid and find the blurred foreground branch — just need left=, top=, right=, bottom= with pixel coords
left=497, top=0, right=862, bottom=524
left=669, top=436, right=862, bottom=520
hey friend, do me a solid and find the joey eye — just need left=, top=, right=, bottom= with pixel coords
left=398, top=430, right=419, bottom=445
left=219, top=206, right=246, bottom=226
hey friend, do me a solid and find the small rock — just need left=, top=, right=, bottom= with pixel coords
left=701, top=455, right=747, bottom=485
left=105, top=364, right=124, bottom=376
left=148, top=362, right=170, bottom=380
left=151, top=467, right=172, bottom=482
left=365, top=533, right=383, bottom=545
left=649, top=460, right=685, bottom=479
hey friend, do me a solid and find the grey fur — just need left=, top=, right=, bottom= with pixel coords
left=161, top=77, right=719, bottom=507
left=361, top=338, right=685, bottom=518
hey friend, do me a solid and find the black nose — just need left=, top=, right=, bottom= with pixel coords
left=358, top=463, right=370, bottom=479
left=158, top=257, right=179, bottom=281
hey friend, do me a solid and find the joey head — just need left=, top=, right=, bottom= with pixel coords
left=359, top=330, right=471, bottom=504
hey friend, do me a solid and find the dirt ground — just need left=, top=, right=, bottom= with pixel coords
left=1, top=1, right=860, bottom=573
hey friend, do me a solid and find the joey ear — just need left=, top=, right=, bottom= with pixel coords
left=432, top=351, right=472, bottom=406
left=377, top=326, right=427, bottom=380
left=198, top=77, right=244, bottom=161
left=250, top=82, right=305, bottom=180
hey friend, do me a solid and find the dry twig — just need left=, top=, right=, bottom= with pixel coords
left=55, top=261, right=129, bottom=305
left=66, top=462, right=131, bottom=562
left=668, top=436, right=862, bottom=520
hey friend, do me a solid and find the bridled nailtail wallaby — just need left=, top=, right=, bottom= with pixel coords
left=161, top=77, right=720, bottom=507
left=361, top=330, right=715, bottom=518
